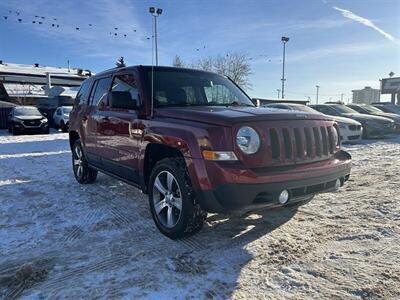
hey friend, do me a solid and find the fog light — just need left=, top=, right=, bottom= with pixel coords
left=278, top=190, right=289, bottom=204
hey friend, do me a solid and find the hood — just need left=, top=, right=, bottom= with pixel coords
left=341, top=113, right=394, bottom=123
left=14, top=115, right=44, bottom=121
left=154, top=106, right=329, bottom=126
left=327, top=115, right=361, bottom=125
left=373, top=112, right=400, bottom=122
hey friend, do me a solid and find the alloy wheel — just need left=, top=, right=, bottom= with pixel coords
left=73, top=145, right=84, bottom=179
left=152, top=171, right=183, bottom=228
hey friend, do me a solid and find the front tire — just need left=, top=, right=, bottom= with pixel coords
left=72, top=139, right=97, bottom=184
left=149, top=158, right=207, bottom=239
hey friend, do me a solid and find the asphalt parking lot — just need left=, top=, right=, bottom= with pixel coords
left=0, top=130, right=399, bottom=299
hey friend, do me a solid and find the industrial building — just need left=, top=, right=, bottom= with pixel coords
left=0, top=60, right=90, bottom=108
left=352, top=86, right=380, bottom=104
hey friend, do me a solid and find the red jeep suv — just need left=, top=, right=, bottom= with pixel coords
left=69, top=66, right=351, bottom=239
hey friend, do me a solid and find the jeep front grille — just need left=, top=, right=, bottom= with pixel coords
left=268, top=125, right=336, bottom=164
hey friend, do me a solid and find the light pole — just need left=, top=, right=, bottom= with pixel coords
left=149, top=7, right=163, bottom=66
left=281, top=36, right=289, bottom=99
left=277, top=89, right=281, bottom=98
left=316, top=85, right=320, bottom=104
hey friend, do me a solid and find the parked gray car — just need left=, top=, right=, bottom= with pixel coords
left=347, top=104, right=400, bottom=132
left=310, top=104, right=394, bottom=138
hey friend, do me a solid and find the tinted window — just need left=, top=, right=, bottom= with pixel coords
left=315, top=106, right=336, bottom=115
left=331, top=105, right=358, bottom=114
left=75, top=80, right=92, bottom=106
left=14, top=107, right=42, bottom=116
left=111, top=74, right=139, bottom=107
left=91, top=77, right=112, bottom=106
left=348, top=105, right=364, bottom=113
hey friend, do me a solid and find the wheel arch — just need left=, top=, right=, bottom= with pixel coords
left=142, top=143, right=185, bottom=193
left=69, top=131, right=80, bottom=150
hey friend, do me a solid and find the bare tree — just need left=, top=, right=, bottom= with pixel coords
left=172, top=55, right=185, bottom=68
left=192, top=52, right=252, bottom=90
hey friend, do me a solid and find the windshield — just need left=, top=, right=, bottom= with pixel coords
left=14, top=107, right=42, bottom=116
left=147, top=69, right=254, bottom=108
left=63, top=107, right=72, bottom=113
left=362, top=105, right=383, bottom=114
left=331, top=105, right=358, bottom=114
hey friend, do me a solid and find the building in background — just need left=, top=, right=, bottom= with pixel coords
left=381, top=77, right=400, bottom=105
left=0, top=60, right=91, bottom=107
left=352, top=86, right=380, bottom=104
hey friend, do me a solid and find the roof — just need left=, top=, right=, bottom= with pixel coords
left=0, top=61, right=91, bottom=87
left=0, top=61, right=90, bottom=78
left=0, top=100, right=18, bottom=108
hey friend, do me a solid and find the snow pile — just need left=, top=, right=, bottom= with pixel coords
left=0, top=130, right=399, bottom=298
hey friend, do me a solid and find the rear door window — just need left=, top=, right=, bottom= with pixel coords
left=111, top=74, right=139, bottom=107
left=91, top=77, right=112, bottom=107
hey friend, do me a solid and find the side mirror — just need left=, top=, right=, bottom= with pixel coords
left=109, top=91, right=137, bottom=110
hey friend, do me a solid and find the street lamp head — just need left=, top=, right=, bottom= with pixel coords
left=156, top=8, right=163, bottom=15
left=281, top=36, right=289, bottom=43
left=149, top=7, right=155, bottom=14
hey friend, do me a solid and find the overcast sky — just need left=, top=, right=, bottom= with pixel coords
left=0, top=0, right=399, bottom=102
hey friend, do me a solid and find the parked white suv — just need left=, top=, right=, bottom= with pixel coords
left=53, top=106, right=72, bottom=132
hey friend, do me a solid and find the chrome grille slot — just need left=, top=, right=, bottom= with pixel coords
left=304, top=127, right=313, bottom=158
left=269, top=129, right=280, bottom=160
left=282, top=128, right=292, bottom=159
left=294, top=128, right=303, bottom=158
left=313, top=127, right=322, bottom=157
left=320, top=126, right=328, bottom=155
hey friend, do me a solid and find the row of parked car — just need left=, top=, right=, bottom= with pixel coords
left=264, top=102, right=400, bottom=143
left=7, top=105, right=72, bottom=135
left=6, top=101, right=400, bottom=142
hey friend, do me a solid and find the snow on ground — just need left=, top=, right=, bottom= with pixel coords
left=0, top=130, right=399, bottom=299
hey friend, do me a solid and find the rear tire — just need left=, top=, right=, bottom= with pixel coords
left=11, top=125, right=19, bottom=135
left=61, top=121, right=68, bottom=132
left=148, top=157, right=207, bottom=239
left=72, top=139, right=97, bottom=184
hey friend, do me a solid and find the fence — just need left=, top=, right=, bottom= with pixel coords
left=0, top=107, right=12, bottom=129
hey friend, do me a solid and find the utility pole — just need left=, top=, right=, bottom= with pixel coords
left=277, top=89, right=281, bottom=99
left=281, top=36, right=289, bottom=99
left=316, top=85, right=320, bottom=104
left=340, top=93, right=344, bottom=103
left=149, top=7, right=163, bottom=66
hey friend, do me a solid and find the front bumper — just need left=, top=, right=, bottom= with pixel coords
left=188, top=150, right=351, bottom=213
left=14, top=122, right=48, bottom=132
left=340, top=127, right=363, bottom=143
left=364, top=123, right=395, bottom=137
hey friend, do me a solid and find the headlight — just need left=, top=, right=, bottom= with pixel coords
left=338, top=122, right=346, bottom=129
left=41, top=118, right=48, bottom=123
left=236, top=126, right=260, bottom=154
left=331, top=126, right=339, bottom=146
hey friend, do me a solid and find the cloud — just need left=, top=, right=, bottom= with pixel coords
left=333, top=6, right=396, bottom=42
left=252, top=42, right=387, bottom=65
